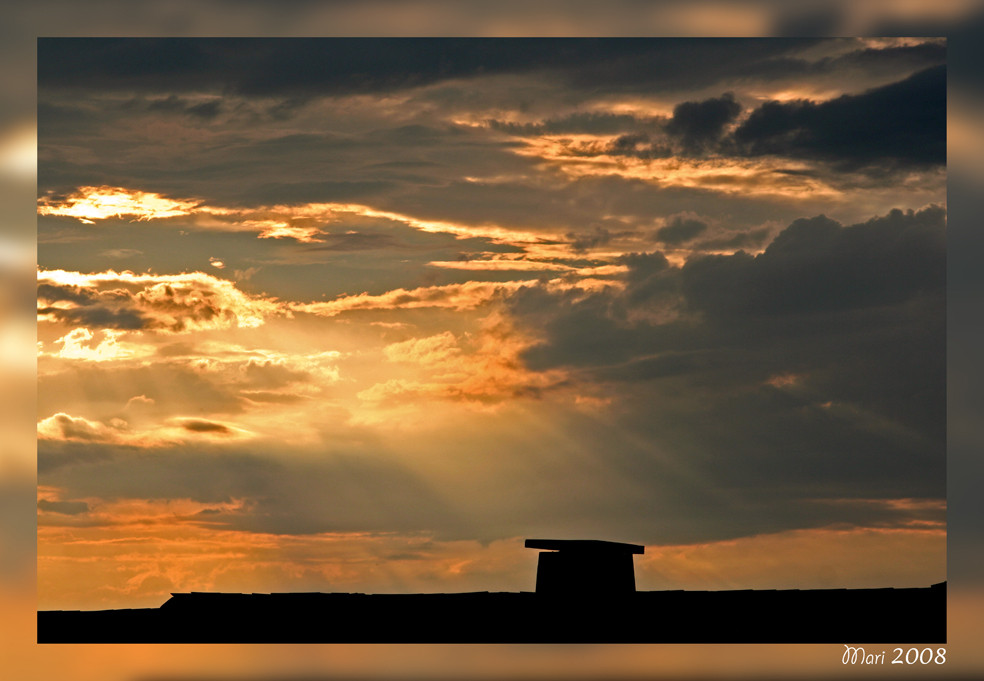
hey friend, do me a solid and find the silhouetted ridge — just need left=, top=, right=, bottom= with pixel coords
left=37, top=539, right=946, bottom=643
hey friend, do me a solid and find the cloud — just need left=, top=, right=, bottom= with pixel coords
left=38, top=412, right=254, bottom=449
left=681, top=205, right=945, bottom=316
left=39, top=186, right=560, bottom=247
left=37, top=186, right=200, bottom=223
left=294, top=279, right=531, bottom=317
left=603, top=132, right=674, bottom=160
left=487, top=112, right=664, bottom=136
left=665, top=92, right=742, bottom=152
left=179, top=419, right=233, bottom=434
left=655, top=215, right=708, bottom=244
left=140, top=94, right=224, bottom=120
left=101, top=248, right=143, bottom=259
left=46, top=327, right=152, bottom=362
left=294, top=276, right=620, bottom=319
left=37, top=499, right=90, bottom=516
left=37, top=268, right=282, bottom=333
left=38, top=441, right=458, bottom=539
left=732, top=65, right=946, bottom=170
left=362, top=314, right=567, bottom=408
left=37, top=413, right=132, bottom=444
left=566, top=225, right=635, bottom=252
left=511, top=134, right=847, bottom=200
left=37, top=39, right=817, bottom=100
left=383, top=331, right=460, bottom=364
left=505, top=205, right=945, bottom=506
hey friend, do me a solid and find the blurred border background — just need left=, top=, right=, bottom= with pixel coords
left=3, top=1, right=983, bottom=679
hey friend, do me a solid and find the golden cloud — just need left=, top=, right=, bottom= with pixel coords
left=38, top=268, right=283, bottom=334
left=37, top=185, right=562, bottom=246
left=513, top=134, right=844, bottom=199
left=37, top=186, right=201, bottom=223
left=293, top=279, right=533, bottom=317
left=43, top=327, right=155, bottom=362
left=294, top=277, right=618, bottom=318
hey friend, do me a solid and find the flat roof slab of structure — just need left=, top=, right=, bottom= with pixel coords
left=524, top=539, right=644, bottom=554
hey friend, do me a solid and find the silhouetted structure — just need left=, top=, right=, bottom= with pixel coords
left=37, top=537, right=947, bottom=644
left=525, top=538, right=643, bottom=595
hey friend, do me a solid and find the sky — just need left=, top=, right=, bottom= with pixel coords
left=36, top=38, right=947, bottom=610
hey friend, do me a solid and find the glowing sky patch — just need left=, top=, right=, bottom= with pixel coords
left=38, top=186, right=201, bottom=223
left=47, top=328, right=153, bottom=362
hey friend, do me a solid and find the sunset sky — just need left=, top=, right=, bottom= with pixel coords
left=36, top=38, right=946, bottom=610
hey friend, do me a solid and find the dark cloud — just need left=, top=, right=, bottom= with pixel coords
left=565, top=225, right=635, bottom=252
left=38, top=363, right=245, bottom=421
left=665, top=92, right=742, bottom=152
left=561, top=39, right=825, bottom=93
left=681, top=205, right=945, bottom=316
left=604, top=132, right=674, bottom=159
left=655, top=216, right=708, bottom=244
left=180, top=419, right=232, bottom=434
left=37, top=304, right=147, bottom=330
left=38, top=499, right=89, bottom=515
left=133, top=94, right=223, bottom=120
left=248, top=181, right=395, bottom=206
left=732, top=65, right=946, bottom=170
left=36, top=422, right=936, bottom=546
left=697, top=227, right=772, bottom=250
left=37, top=100, right=101, bottom=137
left=37, top=282, right=99, bottom=306
left=619, top=251, right=679, bottom=306
left=555, top=65, right=944, bottom=175
left=825, top=42, right=946, bottom=73
left=38, top=38, right=817, bottom=99
left=506, top=205, right=945, bottom=510
left=37, top=443, right=461, bottom=537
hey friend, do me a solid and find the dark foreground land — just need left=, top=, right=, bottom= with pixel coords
left=38, top=582, right=946, bottom=643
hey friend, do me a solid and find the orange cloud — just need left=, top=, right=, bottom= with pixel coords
left=513, top=134, right=844, bottom=199
left=360, top=313, right=566, bottom=409
left=38, top=496, right=533, bottom=610
left=383, top=331, right=460, bottom=364
left=638, top=524, right=945, bottom=591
